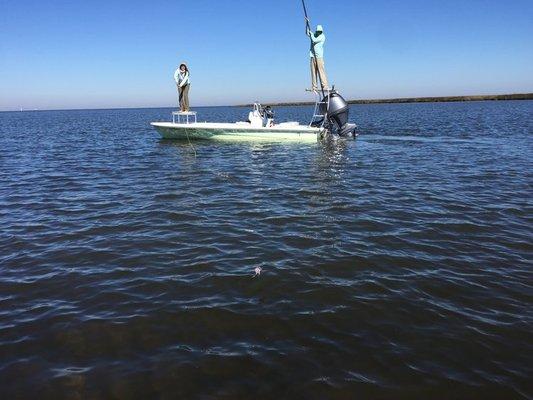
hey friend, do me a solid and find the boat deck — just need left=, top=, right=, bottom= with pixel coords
left=150, top=122, right=322, bottom=142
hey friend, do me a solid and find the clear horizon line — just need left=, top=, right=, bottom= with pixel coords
left=2, top=92, right=532, bottom=113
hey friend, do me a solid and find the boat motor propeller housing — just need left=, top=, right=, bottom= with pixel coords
left=318, top=91, right=357, bottom=138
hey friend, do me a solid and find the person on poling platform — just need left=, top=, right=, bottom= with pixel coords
left=263, top=106, right=274, bottom=127
left=174, top=63, right=191, bottom=111
left=306, top=21, right=330, bottom=92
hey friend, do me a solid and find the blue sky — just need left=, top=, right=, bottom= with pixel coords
left=1, top=0, right=532, bottom=110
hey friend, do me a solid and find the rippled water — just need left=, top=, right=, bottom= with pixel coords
left=1, top=101, right=532, bottom=399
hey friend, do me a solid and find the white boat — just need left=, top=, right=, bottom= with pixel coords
left=151, top=1, right=358, bottom=142
left=151, top=103, right=323, bottom=142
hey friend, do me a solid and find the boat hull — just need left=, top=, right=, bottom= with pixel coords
left=151, top=122, right=321, bottom=142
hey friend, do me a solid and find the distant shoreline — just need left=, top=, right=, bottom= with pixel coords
left=238, top=93, right=533, bottom=107
left=3, top=93, right=532, bottom=113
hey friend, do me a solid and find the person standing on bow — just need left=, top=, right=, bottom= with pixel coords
left=306, top=21, right=329, bottom=92
left=174, top=63, right=191, bottom=111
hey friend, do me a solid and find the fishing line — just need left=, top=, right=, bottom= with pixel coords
left=185, top=128, right=196, bottom=158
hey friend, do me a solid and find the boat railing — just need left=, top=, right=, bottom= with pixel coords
left=172, top=111, right=197, bottom=124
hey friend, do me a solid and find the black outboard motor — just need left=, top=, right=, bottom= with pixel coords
left=318, top=91, right=357, bottom=138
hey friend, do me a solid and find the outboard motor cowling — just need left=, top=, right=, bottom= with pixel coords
left=319, top=91, right=357, bottom=138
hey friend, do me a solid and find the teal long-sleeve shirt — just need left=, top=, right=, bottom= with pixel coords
left=307, top=29, right=325, bottom=58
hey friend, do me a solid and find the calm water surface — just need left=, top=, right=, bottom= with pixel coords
left=0, top=101, right=532, bottom=399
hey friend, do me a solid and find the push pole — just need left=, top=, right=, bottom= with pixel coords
left=301, top=0, right=325, bottom=98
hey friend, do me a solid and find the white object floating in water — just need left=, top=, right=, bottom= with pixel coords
left=253, top=267, right=262, bottom=277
